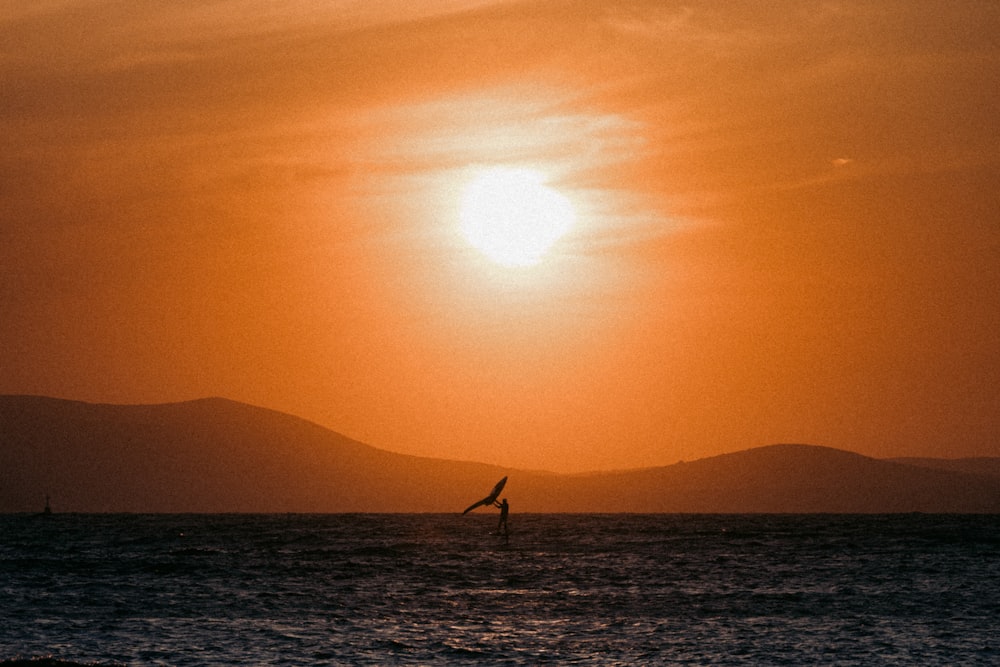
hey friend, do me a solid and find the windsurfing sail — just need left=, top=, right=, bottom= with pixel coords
left=462, top=476, right=508, bottom=515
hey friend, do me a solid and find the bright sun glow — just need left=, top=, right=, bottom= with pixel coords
left=459, top=167, right=575, bottom=267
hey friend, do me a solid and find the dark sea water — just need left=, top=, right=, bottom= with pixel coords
left=2, top=514, right=999, bottom=666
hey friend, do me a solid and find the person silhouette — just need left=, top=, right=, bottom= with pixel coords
left=493, top=497, right=509, bottom=536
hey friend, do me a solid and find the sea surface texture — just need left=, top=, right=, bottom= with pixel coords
left=2, top=514, right=998, bottom=665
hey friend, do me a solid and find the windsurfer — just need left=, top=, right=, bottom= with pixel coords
left=494, top=498, right=509, bottom=535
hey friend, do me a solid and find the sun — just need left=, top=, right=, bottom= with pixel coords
left=458, top=167, right=575, bottom=267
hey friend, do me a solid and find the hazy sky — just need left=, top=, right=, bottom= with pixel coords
left=3, top=1, right=999, bottom=472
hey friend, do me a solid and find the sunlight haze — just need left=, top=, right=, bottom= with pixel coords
left=2, top=0, right=999, bottom=472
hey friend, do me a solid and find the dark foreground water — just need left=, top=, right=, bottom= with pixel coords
left=2, top=514, right=999, bottom=665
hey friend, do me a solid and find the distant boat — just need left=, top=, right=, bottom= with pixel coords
left=41, top=494, right=52, bottom=516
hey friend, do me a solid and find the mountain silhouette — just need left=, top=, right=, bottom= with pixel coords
left=888, top=456, right=1000, bottom=480
left=3, top=395, right=999, bottom=513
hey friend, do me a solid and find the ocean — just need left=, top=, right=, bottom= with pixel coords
left=2, top=514, right=998, bottom=665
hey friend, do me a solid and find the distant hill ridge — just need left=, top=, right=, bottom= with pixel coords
left=3, top=395, right=999, bottom=513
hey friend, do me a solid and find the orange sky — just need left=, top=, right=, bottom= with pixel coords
left=3, top=1, right=999, bottom=472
